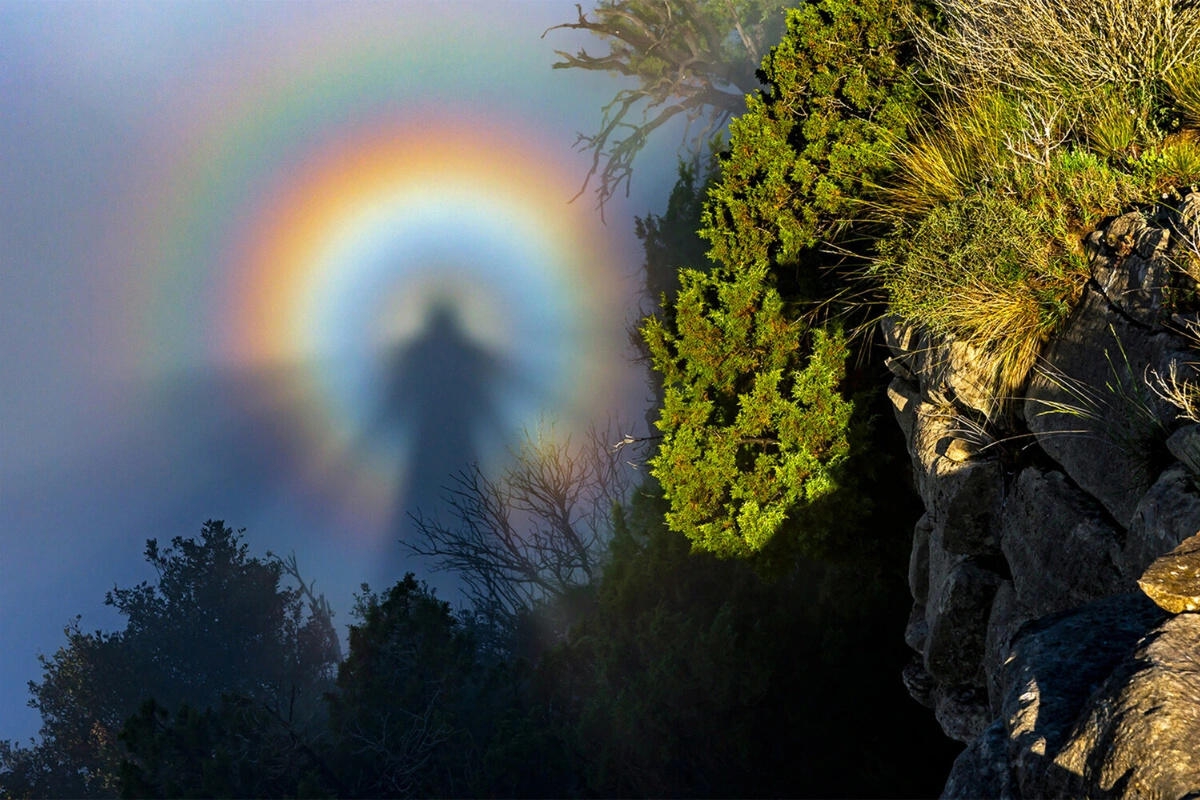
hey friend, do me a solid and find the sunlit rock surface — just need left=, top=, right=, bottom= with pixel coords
left=999, top=593, right=1164, bottom=798
left=1138, top=530, right=1200, bottom=613
left=887, top=193, right=1200, bottom=797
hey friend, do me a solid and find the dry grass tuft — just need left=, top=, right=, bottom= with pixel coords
left=878, top=193, right=1086, bottom=403
left=912, top=0, right=1200, bottom=104
left=1167, top=61, right=1200, bottom=127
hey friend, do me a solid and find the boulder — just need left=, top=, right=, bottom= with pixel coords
left=905, top=664, right=992, bottom=745
left=880, top=315, right=1004, bottom=419
left=1023, top=303, right=1178, bottom=527
left=905, top=603, right=929, bottom=652
left=1124, top=463, right=1200, bottom=582
left=933, top=683, right=992, bottom=744
left=1000, top=593, right=1165, bottom=798
left=926, top=512, right=968, bottom=630
left=925, top=558, right=1003, bottom=686
left=934, top=457, right=1004, bottom=556
left=1165, top=424, right=1200, bottom=475
left=982, top=581, right=1023, bottom=714
left=933, top=338, right=1003, bottom=420
left=1049, top=612, right=1200, bottom=798
left=1138, top=530, right=1200, bottom=614
left=909, top=513, right=932, bottom=606
left=1166, top=193, right=1200, bottom=267
left=943, top=437, right=974, bottom=463
left=941, top=719, right=1017, bottom=800
left=887, top=376, right=921, bottom=448
left=1000, top=467, right=1125, bottom=618
left=1022, top=202, right=1197, bottom=528
left=880, top=314, right=928, bottom=381
left=907, top=399, right=1002, bottom=552
left=910, top=399, right=964, bottom=507
left=1092, top=207, right=1175, bottom=325
left=902, top=657, right=937, bottom=709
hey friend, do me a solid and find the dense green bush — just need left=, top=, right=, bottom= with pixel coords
left=643, top=261, right=854, bottom=557
left=701, top=0, right=922, bottom=271
left=643, top=0, right=923, bottom=555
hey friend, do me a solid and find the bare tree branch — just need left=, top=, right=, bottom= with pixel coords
left=272, top=551, right=342, bottom=663
left=402, top=424, right=642, bottom=636
left=543, top=0, right=787, bottom=212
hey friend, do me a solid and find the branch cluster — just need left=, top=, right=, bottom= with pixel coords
left=545, top=1, right=784, bottom=209
left=404, top=426, right=634, bottom=633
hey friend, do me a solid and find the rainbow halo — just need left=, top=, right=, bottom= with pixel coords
left=144, top=111, right=631, bottom=532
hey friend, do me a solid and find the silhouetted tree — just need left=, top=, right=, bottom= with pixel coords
left=324, top=575, right=499, bottom=798
left=118, top=695, right=339, bottom=798
left=0, top=738, right=61, bottom=799
left=635, top=157, right=719, bottom=307
left=0, top=521, right=338, bottom=798
left=545, top=0, right=788, bottom=209
left=118, top=573, right=568, bottom=799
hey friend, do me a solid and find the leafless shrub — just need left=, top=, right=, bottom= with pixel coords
left=1150, top=316, right=1200, bottom=423
left=403, top=423, right=638, bottom=635
left=1149, top=358, right=1200, bottom=423
left=340, top=693, right=451, bottom=797
left=543, top=1, right=785, bottom=211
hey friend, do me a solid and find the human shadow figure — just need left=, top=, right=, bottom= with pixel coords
left=370, top=299, right=514, bottom=584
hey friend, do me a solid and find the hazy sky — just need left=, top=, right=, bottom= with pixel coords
left=0, top=1, right=682, bottom=742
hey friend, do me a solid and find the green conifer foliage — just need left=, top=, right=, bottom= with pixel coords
left=642, top=0, right=920, bottom=557
left=701, top=0, right=920, bottom=270
left=643, top=262, right=854, bottom=557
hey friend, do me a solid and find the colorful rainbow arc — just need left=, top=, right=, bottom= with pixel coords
left=92, top=5, right=643, bottom=536
left=135, top=111, right=633, bottom=529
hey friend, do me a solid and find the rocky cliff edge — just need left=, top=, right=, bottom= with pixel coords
left=887, top=192, right=1200, bottom=798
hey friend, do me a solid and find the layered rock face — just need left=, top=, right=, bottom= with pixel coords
left=887, top=193, right=1200, bottom=797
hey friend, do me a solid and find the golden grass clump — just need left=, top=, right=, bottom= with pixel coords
left=874, top=0, right=1200, bottom=415
left=1137, top=132, right=1200, bottom=192
left=1167, top=60, right=1200, bottom=127
left=1086, top=89, right=1151, bottom=160
left=887, top=92, right=1021, bottom=217
left=877, top=193, right=1086, bottom=403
